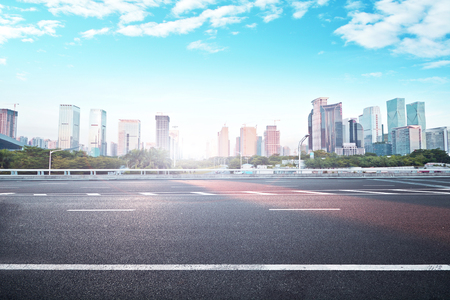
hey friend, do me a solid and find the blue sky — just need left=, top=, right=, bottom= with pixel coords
left=1, top=0, right=449, bottom=158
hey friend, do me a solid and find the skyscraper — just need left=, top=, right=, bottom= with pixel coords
left=407, top=101, right=426, bottom=149
left=0, top=109, right=18, bottom=139
left=217, top=126, right=230, bottom=157
left=240, top=126, right=257, bottom=156
left=308, top=97, right=328, bottom=151
left=89, top=109, right=107, bottom=157
left=58, top=104, right=80, bottom=150
left=426, top=127, right=449, bottom=154
left=386, top=98, right=405, bottom=142
left=348, top=119, right=364, bottom=148
left=155, top=115, right=170, bottom=152
left=264, top=125, right=280, bottom=157
left=359, top=106, right=382, bottom=150
left=118, top=119, right=141, bottom=156
left=391, top=125, right=421, bottom=155
left=321, top=102, right=343, bottom=153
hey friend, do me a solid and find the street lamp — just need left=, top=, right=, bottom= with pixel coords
left=298, top=134, right=310, bottom=170
left=49, top=146, right=79, bottom=175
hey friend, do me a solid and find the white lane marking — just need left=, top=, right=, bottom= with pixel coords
left=393, top=189, right=450, bottom=195
left=269, top=208, right=341, bottom=211
left=341, top=190, right=395, bottom=195
left=244, top=191, right=277, bottom=195
left=67, top=209, right=136, bottom=212
left=372, top=179, right=450, bottom=190
left=191, top=192, right=216, bottom=195
left=0, top=264, right=449, bottom=271
left=293, top=190, right=333, bottom=195
left=363, top=185, right=395, bottom=186
left=140, top=192, right=157, bottom=196
left=0, top=193, right=15, bottom=195
left=86, top=193, right=101, bottom=196
left=34, top=194, right=47, bottom=196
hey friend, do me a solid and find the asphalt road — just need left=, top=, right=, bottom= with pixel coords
left=1, top=177, right=450, bottom=299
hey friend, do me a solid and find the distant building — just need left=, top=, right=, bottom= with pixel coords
left=217, top=126, right=230, bottom=157
left=372, top=142, right=393, bottom=156
left=308, top=97, right=328, bottom=151
left=110, top=142, right=118, bottom=157
left=169, top=127, right=181, bottom=161
left=235, top=137, right=240, bottom=156
left=257, top=136, right=263, bottom=156
left=386, top=98, right=405, bottom=142
left=89, top=109, right=107, bottom=157
left=407, top=101, right=426, bottom=149
left=118, top=119, right=141, bottom=156
left=426, top=127, right=449, bottom=154
left=240, top=126, right=257, bottom=156
left=359, top=106, right=382, bottom=151
left=283, top=146, right=290, bottom=156
left=0, top=109, right=18, bottom=139
left=264, top=125, right=280, bottom=157
left=17, top=136, right=28, bottom=145
left=155, top=115, right=170, bottom=152
left=391, top=125, right=422, bottom=155
left=58, top=104, right=80, bottom=150
left=47, top=140, right=57, bottom=149
left=335, top=143, right=365, bottom=156
left=31, top=137, right=46, bottom=148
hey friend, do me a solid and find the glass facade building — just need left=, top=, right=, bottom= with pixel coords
left=155, top=115, right=170, bottom=152
left=240, top=126, right=257, bottom=156
left=89, top=109, right=107, bottom=157
left=309, top=97, right=328, bottom=151
left=321, top=102, right=343, bottom=153
left=359, top=106, right=382, bottom=152
left=264, top=125, right=280, bottom=157
left=0, top=109, right=18, bottom=139
left=386, top=98, right=405, bottom=142
left=58, top=104, right=80, bottom=150
left=217, top=126, right=230, bottom=157
left=426, top=127, right=449, bottom=154
left=118, top=119, right=141, bottom=156
left=391, top=125, right=421, bottom=155
left=407, top=101, right=426, bottom=149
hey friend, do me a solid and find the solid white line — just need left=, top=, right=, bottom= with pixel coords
left=269, top=209, right=341, bottom=211
left=67, top=209, right=136, bottom=212
left=393, top=189, right=450, bottom=195
left=0, top=193, right=15, bottom=195
left=341, top=190, right=395, bottom=195
left=191, top=192, right=216, bottom=196
left=0, top=264, right=449, bottom=271
left=244, top=191, right=277, bottom=195
left=86, top=193, right=101, bottom=196
left=373, top=179, right=450, bottom=189
left=34, top=194, right=47, bottom=196
left=140, top=192, right=157, bottom=196
left=293, top=190, right=333, bottom=195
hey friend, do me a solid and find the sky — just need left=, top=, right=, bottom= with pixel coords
left=1, top=0, right=449, bottom=158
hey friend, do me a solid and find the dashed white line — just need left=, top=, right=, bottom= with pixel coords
left=0, top=193, right=15, bottom=195
left=67, top=209, right=136, bottom=212
left=86, top=193, right=101, bottom=196
left=341, top=190, right=395, bottom=195
left=191, top=192, right=216, bottom=195
left=294, top=190, right=333, bottom=195
left=244, top=191, right=277, bottom=195
left=34, top=194, right=47, bottom=196
left=0, top=264, right=448, bottom=271
left=269, top=208, right=341, bottom=211
left=140, top=192, right=157, bottom=196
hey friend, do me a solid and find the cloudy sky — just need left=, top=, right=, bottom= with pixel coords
left=1, top=0, right=449, bottom=158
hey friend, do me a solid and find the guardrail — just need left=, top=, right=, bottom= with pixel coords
left=1, top=168, right=450, bottom=177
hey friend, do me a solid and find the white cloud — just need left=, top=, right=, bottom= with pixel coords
left=335, top=0, right=450, bottom=58
left=231, top=31, right=239, bottom=35
left=345, top=0, right=363, bottom=11
left=172, top=0, right=216, bottom=16
left=405, top=77, right=448, bottom=84
left=187, top=40, right=226, bottom=53
left=0, top=58, right=6, bottom=65
left=118, top=16, right=204, bottom=37
left=318, top=50, right=324, bottom=55
left=22, top=38, right=34, bottom=42
left=246, top=23, right=257, bottom=28
left=16, top=71, right=28, bottom=81
left=421, top=60, right=450, bottom=69
left=0, top=19, right=63, bottom=44
left=80, top=27, right=110, bottom=39
left=205, top=29, right=217, bottom=35
left=362, top=72, right=382, bottom=77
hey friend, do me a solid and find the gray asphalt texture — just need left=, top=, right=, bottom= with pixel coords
left=1, top=177, right=450, bottom=299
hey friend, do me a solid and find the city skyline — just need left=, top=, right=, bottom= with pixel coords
left=1, top=0, right=449, bottom=158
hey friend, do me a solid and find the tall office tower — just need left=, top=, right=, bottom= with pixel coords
left=308, top=97, right=328, bottom=151
left=0, top=109, right=18, bottom=139
left=47, top=140, right=57, bottom=149
left=359, top=106, right=382, bottom=148
left=17, top=136, right=28, bottom=145
left=342, top=118, right=358, bottom=144
left=240, top=126, right=257, bottom=156
left=235, top=137, right=240, bottom=156
left=391, top=125, right=421, bottom=155
left=118, top=119, right=141, bottom=156
left=155, top=115, right=170, bottom=151
left=217, top=126, right=230, bottom=157
left=257, top=136, right=263, bottom=156
left=426, top=127, right=449, bottom=154
left=89, top=109, right=107, bottom=157
left=110, top=142, right=118, bottom=157
left=58, top=104, right=80, bottom=150
left=348, top=119, right=364, bottom=148
left=321, top=102, right=343, bottom=153
left=283, top=146, right=290, bottom=156
left=386, top=98, right=405, bottom=142
left=407, top=101, right=426, bottom=149
left=169, top=127, right=181, bottom=161
left=264, top=125, right=280, bottom=157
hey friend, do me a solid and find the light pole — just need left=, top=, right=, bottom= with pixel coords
left=298, top=134, right=310, bottom=170
left=49, top=146, right=79, bottom=175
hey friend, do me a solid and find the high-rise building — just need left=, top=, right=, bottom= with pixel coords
left=308, top=97, right=328, bottom=151
left=235, top=137, right=240, bottom=156
left=110, top=142, right=118, bottom=156
left=348, top=119, right=364, bottom=149
left=155, top=115, right=170, bottom=152
left=240, top=126, right=257, bottom=156
left=257, top=136, right=263, bottom=156
left=89, top=109, right=107, bottom=157
left=264, top=125, right=280, bottom=157
left=391, top=125, right=421, bottom=155
left=58, top=104, right=80, bottom=150
left=386, top=98, right=405, bottom=142
left=426, top=127, right=449, bottom=154
left=0, top=109, right=18, bottom=139
left=118, top=119, right=141, bottom=156
left=169, top=127, right=181, bottom=161
left=283, top=146, right=290, bottom=156
left=217, top=126, right=230, bottom=157
left=321, top=102, right=343, bottom=153
left=17, top=136, right=28, bottom=145
left=359, top=106, right=382, bottom=150
left=407, top=101, right=426, bottom=149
